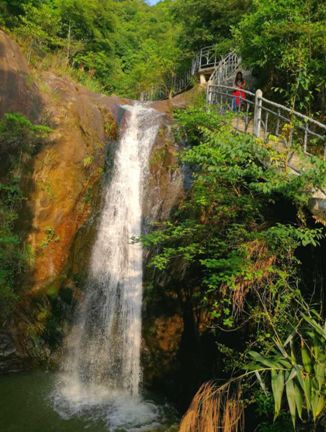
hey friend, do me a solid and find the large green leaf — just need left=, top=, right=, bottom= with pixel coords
left=285, top=368, right=297, bottom=384
left=311, top=389, right=325, bottom=421
left=285, top=378, right=297, bottom=428
left=302, top=375, right=312, bottom=412
left=255, top=370, right=268, bottom=395
left=293, top=381, right=303, bottom=420
left=301, top=341, right=312, bottom=373
left=302, top=315, right=326, bottom=341
left=249, top=351, right=283, bottom=369
left=314, top=362, right=325, bottom=391
left=271, top=370, right=284, bottom=419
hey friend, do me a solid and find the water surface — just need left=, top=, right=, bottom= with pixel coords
left=0, top=371, right=177, bottom=432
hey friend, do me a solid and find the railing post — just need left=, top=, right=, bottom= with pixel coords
left=207, top=85, right=213, bottom=105
left=191, top=58, right=196, bottom=75
left=200, top=73, right=207, bottom=85
left=254, top=89, right=263, bottom=138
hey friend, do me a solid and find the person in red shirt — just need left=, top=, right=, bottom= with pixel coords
left=232, top=71, right=246, bottom=111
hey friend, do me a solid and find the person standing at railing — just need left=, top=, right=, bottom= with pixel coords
left=232, top=71, right=246, bottom=111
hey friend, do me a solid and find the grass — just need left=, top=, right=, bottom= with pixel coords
left=14, top=34, right=107, bottom=95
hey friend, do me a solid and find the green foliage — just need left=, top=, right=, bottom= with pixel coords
left=112, top=0, right=182, bottom=97
left=144, top=106, right=325, bottom=326
left=173, top=106, right=224, bottom=146
left=0, top=0, right=40, bottom=26
left=171, top=0, right=252, bottom=56
left=2, top=0, right=181, bottom=97
left=17, top=2, right=62, bottom=59
left=0, top=113, right=50, bottom=157
left=234, top=0, right=326, bottom=113
left=254, top=391, right=293, bottom=431
left=248, top=312, right=326, bottom=429
left=142, top=106, right=326, bottom=428
left=0, top=114, right=50, bottom=324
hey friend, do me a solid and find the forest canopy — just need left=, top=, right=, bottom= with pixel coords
left=0, top=0, right=325, bottom=113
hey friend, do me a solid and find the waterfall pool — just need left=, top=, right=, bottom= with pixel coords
left=0, top=106, right=177, bottom=432
left=0, top=371, right=178, bottom=432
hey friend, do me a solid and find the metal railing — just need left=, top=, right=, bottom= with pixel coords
left=207, top=84, right=326, bottom=159
left=191, top=46, right=239, bottom=76
left=209, top=52, right=241, bottom=85
left=197, top=45, right=219, bottom=70
left=139, top=46, right=326, bottom=162
left=141, top=48, right=241, bottom=102
left=140, top=86, right=169, bottom=102
left=140, top=70, right=195, bottom=102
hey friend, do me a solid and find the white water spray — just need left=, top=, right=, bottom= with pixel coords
left=55, top=104, right=162, bottom=429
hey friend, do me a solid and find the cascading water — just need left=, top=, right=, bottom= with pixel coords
left=54, top=104, right=165, bottom=430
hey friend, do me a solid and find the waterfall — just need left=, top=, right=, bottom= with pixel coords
left=55, top=104, right=162, bottom=429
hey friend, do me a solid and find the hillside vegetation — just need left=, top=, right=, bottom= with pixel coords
left=1, top=0, right=325, bottom=114
left=0, top=1, right=325, bottom=431
left=146, top=104, right=326, bottom=431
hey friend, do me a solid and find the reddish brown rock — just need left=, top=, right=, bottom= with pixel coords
left=27, top=73, right=127, bottom=293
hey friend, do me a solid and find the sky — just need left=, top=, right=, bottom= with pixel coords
left=146, top=0, right=160, bottom=4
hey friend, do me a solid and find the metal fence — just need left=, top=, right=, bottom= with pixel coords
left=141, top=47, right=240, bottom=102
left=140, top=71, right=195, bottom=102
left=196, top=45, right=219, bottom=70
left=209, top=52, right=241, bottom=85
left=207, top=84, right=326, bottom=159
left=139, top=47, right=326, bottom=161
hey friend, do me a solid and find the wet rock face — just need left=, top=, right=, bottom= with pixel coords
left=141, top=120, right=186, bottom=394
left=143, top=121, right=184, bottom=224
left=27, top=73, right=121, bottom=293
left=142, top=315, right=183, bottom=382
left=0, top=332, right=24, bottom=373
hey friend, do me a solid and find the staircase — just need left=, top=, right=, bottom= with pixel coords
left=140, top=46, right=326, bottom=215
left=140, top=46, right=325, bottom=162
left=202, top=51, right=241, bottom=86
left=141, top=47, right=242, bottom=102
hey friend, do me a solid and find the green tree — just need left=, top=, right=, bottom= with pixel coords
left=4, top=0, right=181, bottom=96
left=0, top=0, right=41, bottom=27
left=17, top=2, right=62, bottom=61
left=112, top=0, right=181, bottom=97
left=234, top=0, right=326, bottom=113
left=171, top=0, right=252, bottom=57
left=144, top=106, right=325, bottom=329
left=58, top=0, right=117, bottom=68
left=143, top=105, right=326, bottom=429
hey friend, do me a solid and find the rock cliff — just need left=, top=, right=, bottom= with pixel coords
left=0, top=30, right=185, bottom=378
